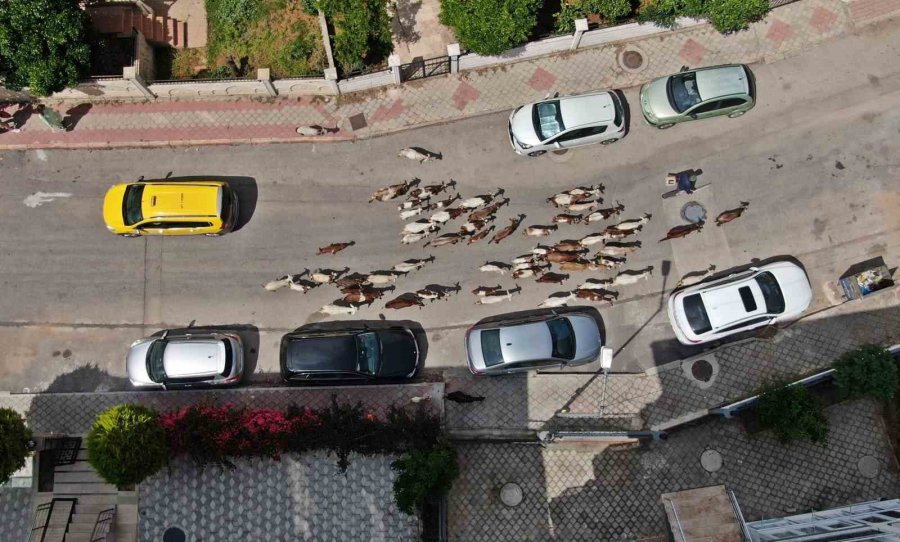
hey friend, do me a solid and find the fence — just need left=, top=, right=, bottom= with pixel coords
left=399, top=55, right=451, bottom=82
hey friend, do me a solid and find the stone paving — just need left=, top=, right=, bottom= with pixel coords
left=445, top=290, right=900, bottom=433
left=0, top=488, right=31, bottom=542
left=139, top=453, right=419, bottom=542
left=448, top=398, right=900, bottom=541
left=1, top=0, right=895, bottom=149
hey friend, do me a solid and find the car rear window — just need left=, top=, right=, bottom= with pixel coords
left=534, top=101, right=565, bottom=140
left=668, top=72, right=702, bottom=113
left=146, top=340, right=168, bottom=383
left=683, top=294, right=712, bottom=334
left=123, top=184, right=144, bottom=226
left=221, top=339, right=232, bottom=376
left=546, top=318, right=575, bottom=360
left=755, top=272, right=785, bottom=314
left=738, top=286, right=757, bottom=312
left=480, top=330, right=504, bottom=367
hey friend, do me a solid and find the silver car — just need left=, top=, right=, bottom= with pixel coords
left=508, top=91, right=626, bottom=156
left=640, top=64, right=755, bottom=128
left=126, top=330, right=244, bottom=389
left=466, top=310, right=604, bottom=375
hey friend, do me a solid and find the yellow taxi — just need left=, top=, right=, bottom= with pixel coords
left=102, top=180, right=239, bottom=237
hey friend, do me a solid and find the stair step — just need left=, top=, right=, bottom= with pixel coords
left=75, top=503, right=132, bottom=517
left=64, top=532, right=93, bottom=542
left=42, top=527, right=69, bottom=542
left=52, top=495, right=117, bottom=506
left=75, top=449, right=89, bottom=461
left=53, top=483, right=119, bottom=495
left=70, top=512, right=105, bottom=524
left=54, top=461, right=94, bottom=473
left=55, top=471, right=105, bottom=484
left=116, top=522, right=138, bottom=541
left=67, top=522, right=96, bottom=533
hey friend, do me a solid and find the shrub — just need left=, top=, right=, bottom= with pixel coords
left=581, top=0, right=633, bottom=20
left=86, top=405, right=167, bottom=487
left=833, top=345, right=898, bottom=403
left=312, top=0, right=393, bottom=75
left=205, top=0, right=263, bottom=61
left=0, top=409, right=32, bottom=484
left=440, top=0, right=542, bottom=56
left=756, top=383, right=828, bottom=444
left=0, top=0, right=91, bottom=96
left=703, top=0, right=768, bottom=33
left=392, top=445, right=459, bottom=515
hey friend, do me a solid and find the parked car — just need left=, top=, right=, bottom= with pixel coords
left=126, top=330, right=244, bottom=389
left=280, top=326, right=420, bottom=383
left=667, top=261, right=812, bottom=345
left=639, top=64, right=755, bottom=129
left=508, top=91, right=626, bottom=156
left=103, top=180, right=239, bottom=237
left=466, top=309, right=605, bottom=375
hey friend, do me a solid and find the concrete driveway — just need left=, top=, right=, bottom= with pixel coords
left=0, top=19, right=898, bottom=393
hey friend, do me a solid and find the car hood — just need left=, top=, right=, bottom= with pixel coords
left=102, top=183, right=129, bottom=230
left=509, top=105, right=542, bottom=146
left=766, top=263, right=813, bottom=315
left=378, top=330, right=419, bottom=377
left=126, top=339, right=154, bottom=385
left=641, top=77, right=678, bottom=120
left=567, top=315, right=602, bottom=362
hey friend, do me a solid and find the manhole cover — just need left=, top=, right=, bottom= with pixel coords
left=681, top=201, right=707, bottom=224
left=622, top=51, right=643, bottom=70
left=691, top=359, right=713, bottom=382
left=858, top=455, right=880, bottom=479
left=500, top=482, right=523, bottom=507
left=700, top=449, right=723, bottom=473
left=163, top=527, right=186, bottom=542
left=348, top=113, right=367, bottom=131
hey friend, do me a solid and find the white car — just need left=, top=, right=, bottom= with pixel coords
left=126, top=330, right=244, bottom=389
left=508, top=91, right=625, bottom=156
left=667, top=262, right=812, bottom=345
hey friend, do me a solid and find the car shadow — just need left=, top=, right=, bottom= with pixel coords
left=152, top=175, right=258, bottom=232
left=150, top=323, right=260, bottom=383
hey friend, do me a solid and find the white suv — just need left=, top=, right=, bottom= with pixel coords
left=667, top=262, right=812, bottom=345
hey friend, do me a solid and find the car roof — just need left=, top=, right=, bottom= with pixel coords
left=285, top=335, right=357, bottom=373
left=490, top=321, right=553, bottom=363
left=699, top=278, right=766, bottom=328
left=163, top=339, right=225, bottom=377
left=695, top=65, right=749, bottom=100
left=558, top=92, right=615, bottom=128
left=141, top=183, right=222, bottom=220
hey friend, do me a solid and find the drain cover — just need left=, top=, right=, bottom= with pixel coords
left=163, top=527, right=186, bottom=542
left=691, top=360, right=713, bottom=382
left=622, top=51, right=643, bottom=69
left=701, top=449, right=723, bottom=472
left=858, top=455, right=880, bottom=479
left=681, top=201, right=707, bottom=224
left=500, top=483, right=523, bottom=507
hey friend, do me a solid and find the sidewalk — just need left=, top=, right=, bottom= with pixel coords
left=444, top=288, right=900, bottom=435
left=1, top=0, right=895, bottom=150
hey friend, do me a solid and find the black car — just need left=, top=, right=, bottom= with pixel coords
left=280, top=326, right=420, bottom=383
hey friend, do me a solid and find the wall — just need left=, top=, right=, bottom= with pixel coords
left=133, top=31, right=155, bottom=82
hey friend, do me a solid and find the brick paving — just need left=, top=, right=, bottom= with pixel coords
left=446, top=291, right=900, bottom=433
left=448, top=398, right=900, bottom=541
left=0, top=488, right=31, bottom=542
left=1, top=0, right=893, bottom=150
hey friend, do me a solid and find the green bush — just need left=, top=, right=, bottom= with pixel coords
left=0, top=409, right=32, bottom=484
left=440, top=0, right=542, bottom=56
left=86, top=405, right=167, bottom=487
left=581, top=0, right=633, bottom=20
left=703, top=0, right=768, bottom=33
left=205, top=0, right=263, bottom=61
left=756, top=383, right=828, bottom=445
left=392, top=445, right=459, bottom=515
left=833, top=345, right=898, bottom=403
left=312, top=0, right=393, bottom=75
left=0, top=0, right=91, bottom=96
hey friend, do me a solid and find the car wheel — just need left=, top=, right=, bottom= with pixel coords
left=727, top=110, right=746, bottom=118
left=656, top=123, right=675, bottom=130
left=119, top=233, right=140, bottom=238
left=527, top=150, right=547, bottom=157
left=600, top=138, right=619, bottom=145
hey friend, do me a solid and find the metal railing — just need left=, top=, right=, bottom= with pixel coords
left=90, top=507, right=116, bottom=542
left=400, top=55, right=451, bottom=82
left=29, top=498, right=77, bottom=542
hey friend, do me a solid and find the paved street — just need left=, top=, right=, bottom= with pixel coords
left=1, top=17, right=899, bottom=392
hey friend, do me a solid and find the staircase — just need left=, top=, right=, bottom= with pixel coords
left=87, top=3, right=190, bottom=48
left=31, top=446, right=138, bottom=542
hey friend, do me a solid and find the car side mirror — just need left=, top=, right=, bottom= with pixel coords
left=161, top=383, right=168, bottom=391
left=161, top=330, right=168, bottom=339
left=679, top=65, right=690, bottom=72
left=554, top=141, right=562, bottom=149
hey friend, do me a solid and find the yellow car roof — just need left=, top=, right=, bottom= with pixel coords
left=142, top=182, right=223, bottom=219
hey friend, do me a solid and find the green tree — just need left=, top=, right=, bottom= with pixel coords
left=756, top=383, right=828, bottom=445
left=0, top=409, right=32, bottom=484
left=833, top=345, right=898, bottom=403
left=702, top=0, right=768, bottom=33
left=0, top=0, right=91, bottom=96
left=440, top=0, right=542, bottom=56
left=392, top=445, right=459, bottom=514
left=86, top=404, right=167, bottom=487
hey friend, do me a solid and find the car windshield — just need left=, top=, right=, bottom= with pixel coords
left=533, top=101, right=565, bottom=140
left=755, top=272, right=786, bottom=314
left=123, top=184, right=144, bottom=226
left=480, top=329, right=504, bottom=367
left=146, top=340, right=168, bottom=382
left=356, top=332, right=380, bottom=375
left=668, top=72, right=702, bottom=113
left=546, top=318, right=576, bottom=360
left=683, top=294, right=712, bottom=334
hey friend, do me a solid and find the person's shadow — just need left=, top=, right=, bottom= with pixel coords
left=63, top=103, right=93, bottom=131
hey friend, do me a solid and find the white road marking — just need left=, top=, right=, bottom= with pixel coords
left=23, top=192, right=72, bottom=208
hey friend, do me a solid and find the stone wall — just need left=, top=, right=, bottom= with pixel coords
left=133, top=31, right=155, bottom=81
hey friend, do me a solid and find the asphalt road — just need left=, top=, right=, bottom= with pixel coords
left=1, top=21, right=899, bottom=393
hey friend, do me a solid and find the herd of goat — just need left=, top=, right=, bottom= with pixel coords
left=264, top=147, right=751, bottom=315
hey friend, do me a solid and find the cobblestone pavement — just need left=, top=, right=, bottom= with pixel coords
left=139, top=453, right=419, bottom=542
left=445, top=291, right=900, bottom=433
left=448, top=398, right=900, bottom=541
left=1, top=0, right=895, bottom=149
left=0, top=488, right=31, bottom=542
left=0, top=382, right=442, bottom=435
